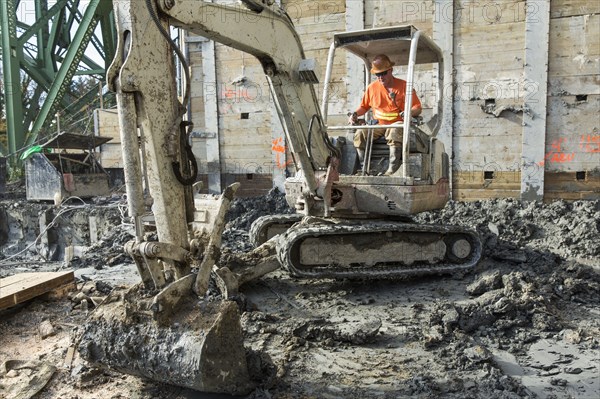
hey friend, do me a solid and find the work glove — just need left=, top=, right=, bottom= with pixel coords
left=348, top=112, right=358, bottom=125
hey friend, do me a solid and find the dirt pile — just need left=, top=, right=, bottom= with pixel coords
left=415, top=198, right=600, bottom=260
left=223, top=188, right=294, bottom=252
left=69, top=222, right=133, bottom=270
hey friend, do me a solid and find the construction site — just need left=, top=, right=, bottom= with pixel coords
left=0, top=0, right=599, bottom=398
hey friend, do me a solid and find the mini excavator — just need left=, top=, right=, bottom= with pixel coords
left=79, top=0, right=481, bottom=395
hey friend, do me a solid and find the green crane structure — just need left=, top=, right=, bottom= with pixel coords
left=0, top=0, right=115, bottom=162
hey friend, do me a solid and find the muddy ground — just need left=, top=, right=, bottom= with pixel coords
left=0, top=185, right=598, bottom=399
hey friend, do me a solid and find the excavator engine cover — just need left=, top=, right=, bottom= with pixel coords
left=78, top=286, right=253, bottom=395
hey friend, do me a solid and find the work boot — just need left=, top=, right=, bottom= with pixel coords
left=384, top=147, right=402, bottom=175
left=355, top=148, right=366, bottom=174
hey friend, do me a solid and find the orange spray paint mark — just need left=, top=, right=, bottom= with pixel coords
left=579, top=135, right=600, bottom=153
left=538, top=138, right=575, bottom=167
left=272, top=137, right=292, bottom=169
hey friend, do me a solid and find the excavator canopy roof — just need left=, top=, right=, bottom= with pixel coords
left=333, top=25, right=442, bottom=67
left=40, top=132, right=112, bottom=150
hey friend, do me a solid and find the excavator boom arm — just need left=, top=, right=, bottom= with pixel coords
left=161, top=0, right=333, bottom=192
left=108, top=0, right=337, bottom=276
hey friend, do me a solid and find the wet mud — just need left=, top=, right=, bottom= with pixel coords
left=0, top=189, right=598, bottom=398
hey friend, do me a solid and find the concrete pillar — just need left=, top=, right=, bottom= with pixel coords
left=202, top=36, right=222, bottom=194
left=433, top=0, right=454, bottom=193
left=521, top=0, right=550, bottom=201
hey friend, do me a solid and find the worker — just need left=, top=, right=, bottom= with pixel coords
left=349, top=54, right=422, bottom=175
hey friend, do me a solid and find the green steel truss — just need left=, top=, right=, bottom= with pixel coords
left=0, top=0, right=115, bottom=158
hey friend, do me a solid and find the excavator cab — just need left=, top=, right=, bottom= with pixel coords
left=323, top=25, right=446, bottom=180
left=282, top=25, right=450, bottom=218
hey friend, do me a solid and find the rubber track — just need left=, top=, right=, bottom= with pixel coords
left=249, top=214, right=304, bottom=247
left=275, top=221, right=482, bottom=279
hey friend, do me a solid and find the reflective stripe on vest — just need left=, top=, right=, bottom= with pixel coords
left=374, top=110, right=400, bottom=121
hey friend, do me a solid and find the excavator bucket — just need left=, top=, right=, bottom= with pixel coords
left=78, top=285, right=254, bottom=395
left=77, top=184, right=254, bottom=395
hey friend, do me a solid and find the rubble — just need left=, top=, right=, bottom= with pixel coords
left=38, top=320, right=56, bottom=339
left=0, top=192, right=599, bottom=398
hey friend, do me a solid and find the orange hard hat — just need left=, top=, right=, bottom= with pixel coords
left=370, top=54, right=395, bottom=74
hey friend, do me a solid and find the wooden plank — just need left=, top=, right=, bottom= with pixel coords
left=342, top=0, right=365, bottom=130
left=222, top=149, right=271, bottom=162
left=368, top=1, right=433, bottom=33
left=549, top=75, right=600, bottom=95
left=545, top=95, right=600, bottom=171
left=455, top=67, right=525, bottom=86
left=453, top=100, right=525, bottom=138
left=219, top=114, right=274, bottom=130
left=222, top=135, right=271, bottom=148
left=453, top=171, right=600, bottom=201
left=544, top=191, right=599, bottom=201
left=544, top=171, right=600, bottom=195
left=551, top=0, right=600, bottom=18
left=295, top=19, right=346, bottom=35
left=452, top=188, right=520, bottom=201
left=434, top=0, right=454, bottom=191
left=455, top=53, right=524, bottom=70
left=456, top=31, right=524, bottom=55
left=100, top=143, right=124, bottom=168
left=549, top=15, right=600, bottom=52
left=452, top=1, right=528, bottom=26
left=453, top=135, right=523, bottom=166
left=453, top=171, right=521, bottom=194
left=457, top=20, right=525, bottom=38
left=549, top=59, right=600, bottom=78
left=221, top=149, right=272, bottom=173
left=294, top=34, right=343, bottom=52
left=453, top=68, right=525, bottom=95
left=548, top=15, right=600, bottom=77
left=0, top=271, right=75, bottom=310
left=284, top=0, right=346, bottom=23
left=221, top=152, right=271, bottom=163
left=221, top=173, right=273, bottom=197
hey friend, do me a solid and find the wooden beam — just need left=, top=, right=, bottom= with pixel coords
left=521, top=0, right=550, bottom=200
left=0, top=271, right=75, bottom=310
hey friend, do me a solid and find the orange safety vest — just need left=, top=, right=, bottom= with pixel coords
left=360, top=78, right=422, bottom=125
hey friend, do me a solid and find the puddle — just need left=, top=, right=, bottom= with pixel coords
left=494, top=339, right=600, bottom=399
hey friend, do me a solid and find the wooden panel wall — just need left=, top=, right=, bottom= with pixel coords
left=214, top=44, right=275, bottom=175
left=544, top=1, right=600, bottom=200
left=453, top=1, right=526, bottom=166
left=450, top=1, right=525, bottom=200
left=183, top=0, right=599, bottom=200
left=286, top=0, right=348, bottom=122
